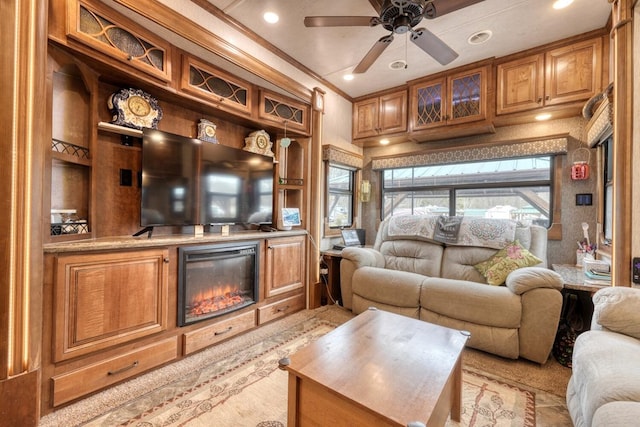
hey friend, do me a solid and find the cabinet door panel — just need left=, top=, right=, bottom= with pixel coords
left=447, top=67, right=487, bottom=125
left=353, top=98, right=379, bottom=139
left=545, top=38, right=602, bottom=106
left=496, top=54, right=545, bottom=114
left=265, top=236, right=305, bottom=298
left=378, top=91, right=407, bottom=134
left=54, top=249, right=169, bottom=361
left=410, top=78, right=446, bottom=131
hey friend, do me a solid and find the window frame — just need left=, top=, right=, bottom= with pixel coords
left=325, top=162, right=357, bottom=234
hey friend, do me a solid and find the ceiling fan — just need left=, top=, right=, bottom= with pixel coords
left=304, top=0, right=484, bottom=73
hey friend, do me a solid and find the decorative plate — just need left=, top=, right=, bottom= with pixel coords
left=197, top=119, right=219, bottom=143
left=108, top=88, right=163, bottom=129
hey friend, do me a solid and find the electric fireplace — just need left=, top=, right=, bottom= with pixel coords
left=178, top=241, right=259, bottom=326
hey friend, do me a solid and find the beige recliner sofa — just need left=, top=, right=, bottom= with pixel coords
left=567, top=286, right=640, bottom=427
left=340, top=215, right=563, bottom=364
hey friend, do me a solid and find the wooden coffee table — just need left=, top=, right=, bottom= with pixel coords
left=282, top=308, right=469, bottom=427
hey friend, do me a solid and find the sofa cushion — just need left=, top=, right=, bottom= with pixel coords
left=379, top=240, right=443, bottom=277
left=440, top=246, right=498, bottom=283
left=592, top=287, right=640, bottom=339
left=420, top=278, right=522, bottom=328
left=352, top=267, right=423, bottom=309
left=571, top=330, right=640, bottom=427
left=474, top=241, right=542, bottom=285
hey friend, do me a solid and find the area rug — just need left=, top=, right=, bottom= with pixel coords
left=39, top=305, right=563, bottom=427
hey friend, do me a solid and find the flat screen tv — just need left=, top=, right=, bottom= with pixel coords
left=141, top=129, right=274, bottom=228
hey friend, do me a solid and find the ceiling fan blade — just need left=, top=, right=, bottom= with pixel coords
left=410, top=27, right=458, bottom=65
left=353, top=34, right=394, bottom=74
left=424, top=0, right=485, bottom=19
left=304, top=16, right=379, bottom=27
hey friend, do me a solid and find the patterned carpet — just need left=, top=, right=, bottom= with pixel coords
left=39, top=305, right=571, bottom=426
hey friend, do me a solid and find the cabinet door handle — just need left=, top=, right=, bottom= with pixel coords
left=537, top=97, right=542, bottom=103
left=277, top=305, right=290, bottom=313
left=214, top=326, right=233, bottom=336
left=108, top=360, right=139, bottom=376
left=163, top=258, right=170, bottom=263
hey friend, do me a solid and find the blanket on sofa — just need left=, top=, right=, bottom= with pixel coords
left=387, top=215, right=517, bottom=249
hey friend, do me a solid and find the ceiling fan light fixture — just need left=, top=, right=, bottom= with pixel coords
left=343, top=74, right=354, bottom=81
left=467, top=30, right=492, bottom=45
left=389, top=60, right=407, bottom=70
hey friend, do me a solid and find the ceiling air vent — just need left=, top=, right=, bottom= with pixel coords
left=468, top=30, right=492, bottom=45
left=389, top=60, right=407, bottom=70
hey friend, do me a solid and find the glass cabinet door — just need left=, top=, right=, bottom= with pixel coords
left=411, top=78, right=446, bottom=131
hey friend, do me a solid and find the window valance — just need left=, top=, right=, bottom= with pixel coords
left=371, top=136, right=568, bottom=170
left=322, top=145, right=363, bottom=169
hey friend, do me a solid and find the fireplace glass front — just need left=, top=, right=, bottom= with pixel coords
left=178, top=241, right=259, bottom=326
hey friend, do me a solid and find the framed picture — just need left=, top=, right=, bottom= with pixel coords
left=281, top=208, right=301, bottom=227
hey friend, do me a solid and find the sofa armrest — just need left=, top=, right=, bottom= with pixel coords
left=339, top=248, right=385, bottom=310
left=340, top=247, right=385, bottom=269
left=592, top=287, right=640, bottom=339
left=504, top=267, right=563, bottom=295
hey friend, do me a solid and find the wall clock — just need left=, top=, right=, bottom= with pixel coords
left=243, top=130, right=274, bottom=157
left=108, top=88, right=163, bottom=129
left=197, top=119, right=219, bottom=143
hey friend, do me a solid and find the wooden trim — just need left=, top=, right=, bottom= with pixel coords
left=114, top=0, right=313, bottom=103
left=610, top=0, right=633, bottom=286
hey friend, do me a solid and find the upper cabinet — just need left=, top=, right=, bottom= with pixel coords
left=353, top=89, right=407, bottom=140
left=180, top=54, right=253, bottom=116
left=496, top=37, right=603, bottom=115
left=410, top=65, right=490, bottom=132
left=64, top=0, right=172, bottom=83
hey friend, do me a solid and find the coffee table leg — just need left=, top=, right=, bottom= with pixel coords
left=451, top=357, right=462, bottom=422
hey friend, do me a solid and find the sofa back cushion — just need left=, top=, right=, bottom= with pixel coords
left=441, top=246, right=498, bottom=282
left=379, top=240, right=444, bottom=277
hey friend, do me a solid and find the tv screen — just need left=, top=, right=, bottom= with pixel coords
left=141, top=129, right=274, bottom=227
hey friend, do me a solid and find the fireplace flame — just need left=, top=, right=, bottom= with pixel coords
left=187, top=284, right=251, bottom=318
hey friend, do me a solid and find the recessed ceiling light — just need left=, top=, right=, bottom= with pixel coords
left=553, top=0, right=574, bottom=9
left=380, top=139, right=390, bottom=145
left=389, top=60, right=407, bottom=70
left=263, top=12, right=279, bottom=24
left=468, top=30, right=492, bottom=45
left=535, top=113, right=552, bottom=121
left=343, top=74, right=354, bottom=81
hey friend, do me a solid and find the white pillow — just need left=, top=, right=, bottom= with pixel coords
left=593, top=287, right=640, bottom=340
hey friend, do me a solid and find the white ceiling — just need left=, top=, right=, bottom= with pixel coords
left=192, top=0, right=611, bottom=98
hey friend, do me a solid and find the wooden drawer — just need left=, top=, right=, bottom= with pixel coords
left=258, top=293, right=305, bottom=325
left=183, top=310, right=257, bottom=355
left=52, top=337, right=178, bottom=406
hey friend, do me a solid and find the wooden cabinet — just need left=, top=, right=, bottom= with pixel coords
left=264, top=235, right=306, bottom=298
left=496, top=37, right=602, bottom=115
left=259, top=89, right=311, bottom=136
left=410, top=65, right=489, bottom=131
left=53, top=248, right=169, bottom=362
left=51, top=337, right=178, bottom=406
left=353, top=89, right=407, bottom=139
left=275, top=137, right=309, bottom=232
left=64, top=0, right=172, bottom=82
left=180, top=54, right=253, bottom=116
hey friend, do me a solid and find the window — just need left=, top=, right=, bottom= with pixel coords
left=381, top=156, right=553, bottom=226
left=327, top=164, right=355, bottom=228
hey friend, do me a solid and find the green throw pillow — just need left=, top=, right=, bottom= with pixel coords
left=474, top=241, right=542, bottom=285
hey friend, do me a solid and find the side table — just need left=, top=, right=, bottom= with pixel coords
left=321, top=249, right=343, bottom=305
